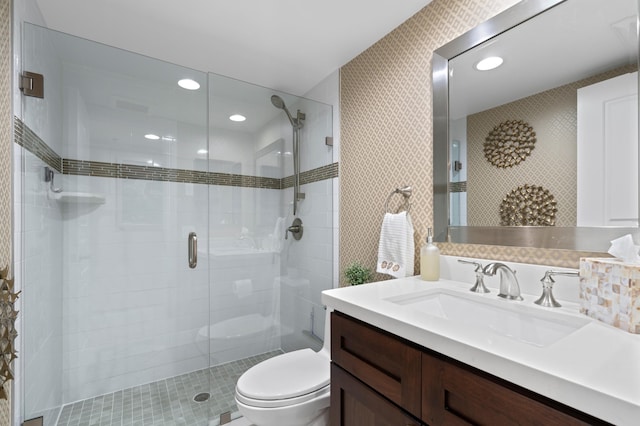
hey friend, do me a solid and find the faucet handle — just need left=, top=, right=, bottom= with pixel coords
left=458, top=259, right=490, bottom=293
left=534, top=269, right=579, bottom=308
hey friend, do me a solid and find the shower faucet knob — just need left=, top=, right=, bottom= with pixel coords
left=285, top=218, right=303, bottom=240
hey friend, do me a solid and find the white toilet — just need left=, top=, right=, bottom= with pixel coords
left=235, top=309, right=331, bottom=426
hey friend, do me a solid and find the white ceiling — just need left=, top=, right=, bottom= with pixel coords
left=35, top=0, right=433, bottom=96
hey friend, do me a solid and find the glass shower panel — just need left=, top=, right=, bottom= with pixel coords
left=206, top=73, right=334, bottom=421
left=205, top=75, right=288, bottom=421
left=21, top=24, right=211, bottom=425
left=278, top=94, right=334, bottom=354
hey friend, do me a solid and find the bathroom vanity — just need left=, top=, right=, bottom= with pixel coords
left=322, top=273, right=640, bottom=425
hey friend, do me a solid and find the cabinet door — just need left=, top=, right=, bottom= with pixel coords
left=331, top=364, right=422, bottom=426
left=331, top=312, right=422, bottom=417
left=422, top=354, right=600, bottom=426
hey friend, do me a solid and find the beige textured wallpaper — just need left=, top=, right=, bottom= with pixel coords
left=468, top=65, right=636, bottom=227
left=0, top=0, right=11, bottom=422
left=339, top=0, right=609, bottom=286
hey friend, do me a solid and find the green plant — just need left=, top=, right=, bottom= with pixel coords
left=344, top=262, right=372, bottom=286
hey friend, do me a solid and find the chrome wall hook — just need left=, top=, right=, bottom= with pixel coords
left=44, top=166, right=62, bottom=193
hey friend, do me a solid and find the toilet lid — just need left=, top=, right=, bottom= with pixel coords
left=236, top=348, right=329, bottom=401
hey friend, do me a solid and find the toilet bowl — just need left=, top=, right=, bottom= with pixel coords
left=235, top=309, right=331, bottom=426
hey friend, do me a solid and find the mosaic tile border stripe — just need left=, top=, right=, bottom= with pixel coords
left=282, top=162, right=339, bottom=188
left=16, top=118, right=338, bottom=189
left=62, top=159, right=283, bottom=189
left=14, top=118, right=62, bottom=172
left=449, top=181, right=467, bottom=193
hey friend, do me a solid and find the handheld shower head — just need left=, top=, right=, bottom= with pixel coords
left=271, top=95, right=307, bottom=215
left=270, top=95, right=286, bottom=109
left=270, top=95, right=297, bottom=128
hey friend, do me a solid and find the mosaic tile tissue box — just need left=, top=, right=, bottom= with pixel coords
left=579, top=258, right=640, bottom=334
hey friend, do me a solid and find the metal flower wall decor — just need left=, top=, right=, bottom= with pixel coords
left=0, top=266, right=18, bottom=399
left=499, top=184, right=557, bottom=226
left=484, top=119, right=536, bottom=168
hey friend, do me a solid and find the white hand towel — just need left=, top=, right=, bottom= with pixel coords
left=376, top=211, right=414, bottom=278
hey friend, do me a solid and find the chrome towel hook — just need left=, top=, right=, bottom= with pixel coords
left=44, top=166, right=62, bottom=193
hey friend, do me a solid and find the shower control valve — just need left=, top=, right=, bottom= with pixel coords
left=285, top=218, right=304, bottom=240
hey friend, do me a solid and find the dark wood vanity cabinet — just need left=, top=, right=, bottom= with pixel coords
left=330, top=311, right=609, bottom=426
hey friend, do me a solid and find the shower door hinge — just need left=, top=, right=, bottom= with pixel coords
left=325, top=136, right=333, bottom=146
left=20, top=71, right=44, bottom=98
left=23, top=417, right=43, bottom=426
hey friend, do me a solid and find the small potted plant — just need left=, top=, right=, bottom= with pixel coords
left=344, top=262, right=372, bottom=286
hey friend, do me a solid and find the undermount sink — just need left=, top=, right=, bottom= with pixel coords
left=385, top=288, right=590, bottom=347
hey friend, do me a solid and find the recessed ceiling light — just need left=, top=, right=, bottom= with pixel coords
left=475, top=56, right=503, bottom=71
left=144, top=134, right=160, bottom=140
left=178, top=79, right=200, bottom=90
left=197, top=149, right=208, bottom=155
left=161, top=136, right=176, bottom=142
left=229, top=114, right=246, bottom=122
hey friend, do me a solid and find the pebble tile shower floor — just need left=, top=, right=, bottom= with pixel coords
left=56, top=351, right=281, bottom=426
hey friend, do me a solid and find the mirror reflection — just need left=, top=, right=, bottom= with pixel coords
left=448, top=0, right=638, bottom=229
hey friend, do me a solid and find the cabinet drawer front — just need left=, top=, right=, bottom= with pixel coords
left=422, top=354, right=597, bottom=426
left=331, top=364, right=422, bottom=426
left=331, top=312, right=421, bottom=417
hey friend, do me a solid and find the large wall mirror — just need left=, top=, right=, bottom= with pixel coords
left=433, top=0, right=640, bottom=252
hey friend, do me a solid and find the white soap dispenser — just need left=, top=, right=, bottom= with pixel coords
left=420, top=227, right=440, bottom=281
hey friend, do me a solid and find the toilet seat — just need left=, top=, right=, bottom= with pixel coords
left=236, top=348, right=330, bottom=408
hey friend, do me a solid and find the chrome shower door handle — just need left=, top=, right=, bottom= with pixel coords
left=188, top=232, right=197, bottom=269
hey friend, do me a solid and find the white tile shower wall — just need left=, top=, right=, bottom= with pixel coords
left=207, top=186, right=282, bottom=365
left=20, top=149, right=64, bottom=420
left=197, top=127, right=253, bottom=175
left=61, top=174, right=210, bottom=403
left=280, top=178, right=334, bottom=352
left=297, top=101, right=334, bottom=174
left=61, top=65, right=208, bottom=172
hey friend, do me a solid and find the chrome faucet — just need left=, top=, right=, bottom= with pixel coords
left=458, top=259, right=490, bottom=293
left=534, top=270, right=579, bottom=308
left=482, top=262, right=523, bottom=301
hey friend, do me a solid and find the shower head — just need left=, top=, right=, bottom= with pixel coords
left=270, top=95, right=286, bottom=109
left=271, top=95, right=297, bottom=128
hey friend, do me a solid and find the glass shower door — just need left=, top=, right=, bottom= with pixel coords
left=20, top=24, right=212, bottom=425
left=205, top=73, right=334, bottom=422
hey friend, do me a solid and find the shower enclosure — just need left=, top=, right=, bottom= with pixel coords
left=17, top=24, right=334, bottom=425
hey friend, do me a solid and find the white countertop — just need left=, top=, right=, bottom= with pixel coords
left=322, top=276, right=640, bottom=425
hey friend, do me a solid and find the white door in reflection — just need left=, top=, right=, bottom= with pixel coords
left=577, top=71, right=638, bottom=226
